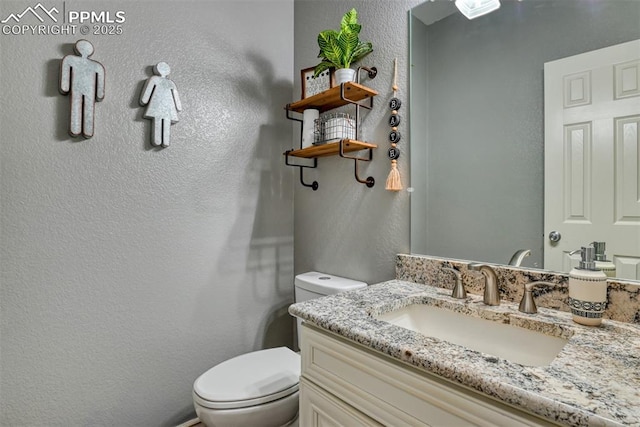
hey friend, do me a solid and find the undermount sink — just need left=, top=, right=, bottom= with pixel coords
left=376, top=304, right=568, bottom=367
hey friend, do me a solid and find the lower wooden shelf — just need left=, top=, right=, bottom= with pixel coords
left=285, top=139, right=377, bottom=159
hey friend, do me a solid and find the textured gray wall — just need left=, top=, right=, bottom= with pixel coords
left=293, top=0, right=420, bottom=285
left=0, top=1, right=293, bottom=425
left=411, top=0, right=640, bottom=269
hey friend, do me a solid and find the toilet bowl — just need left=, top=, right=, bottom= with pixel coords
left=192, top=272, right=367, bottom=427
left=193, top=347, right=300, bottom=427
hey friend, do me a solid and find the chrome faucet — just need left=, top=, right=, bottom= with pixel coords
left=518, top=281, right=555, bottom=314
left=508, top=249, right=531, bottom=267
left=468, top=263, right=500, bottom=306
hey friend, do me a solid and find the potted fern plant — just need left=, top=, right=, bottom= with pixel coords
left=313, top=8, right=373, bottom=85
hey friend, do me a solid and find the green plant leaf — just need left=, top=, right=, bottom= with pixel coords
left=337, top=27, right=359, bottom=68
left=349, top=41, right=373, bottom=65
left=313, top=60, right=334, bottom=78
left=345, top=22, right=361, bottom=35
left=317, top=30, right=342, bottom=67
left=341, top=8, right=358, bottom=30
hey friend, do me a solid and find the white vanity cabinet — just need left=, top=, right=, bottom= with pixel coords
left=299, top=324, right=559, bottom=427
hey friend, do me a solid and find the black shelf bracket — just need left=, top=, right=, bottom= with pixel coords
left=284, top=105, right=319, bottom=190
left=285, top=150, right=319, bottom=191
left=338, top=66, right=377, bottom=113
left=285, top=105, right=303, bottom=126
left=339, top=140, right=375, bottom=188
left=357, top=66, right=378, bottom=82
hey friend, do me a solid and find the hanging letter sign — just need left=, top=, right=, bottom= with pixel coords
left=59, top=39, right=105, bottom=138
left=140, top=62, right=182, bottom=148
left=385, top=59, right=403, bottom=191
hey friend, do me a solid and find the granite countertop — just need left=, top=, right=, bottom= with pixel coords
left=289, top=280, right=640, bottom=427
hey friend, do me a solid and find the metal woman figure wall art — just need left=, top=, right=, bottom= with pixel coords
left=59, top=39, right=105, bottom=138
left=140, top=62, right=182, bottom=147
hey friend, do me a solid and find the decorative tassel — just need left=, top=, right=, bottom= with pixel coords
left=385, top=159, right=403, bottom=191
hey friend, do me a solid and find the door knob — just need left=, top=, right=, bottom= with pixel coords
left=548, top=231, right=561, bottom=242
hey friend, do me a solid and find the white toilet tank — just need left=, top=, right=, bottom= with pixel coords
left=295, top=271, right=367, bottom=302
left=294, top=272, right=367, bottom=347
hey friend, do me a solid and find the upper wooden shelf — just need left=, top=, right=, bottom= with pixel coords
left=287, top=82, right=378, bottom=113
left=285, top=139, right=377, bottom=159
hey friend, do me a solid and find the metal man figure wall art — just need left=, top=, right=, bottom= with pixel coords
left=140, top=62, right=182, bottom=147
left=59, top=39, right=105, bottom=138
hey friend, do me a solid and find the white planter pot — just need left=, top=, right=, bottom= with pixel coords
left=335, top=68, right=356, bottom=85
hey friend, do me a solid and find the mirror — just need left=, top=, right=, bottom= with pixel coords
left=409, top=0, right=640, bottom=280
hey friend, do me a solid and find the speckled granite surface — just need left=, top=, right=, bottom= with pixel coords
left=289, top=280, right=640, bottom=426
left=396, top=254, right=640, bottom=324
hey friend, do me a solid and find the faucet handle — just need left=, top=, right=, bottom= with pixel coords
left=518, top=281, right=555, bottom=314
left=442, top=267, right=466, bottom=299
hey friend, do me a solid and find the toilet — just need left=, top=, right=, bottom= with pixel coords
left=192, top=272, right=367, bottom=427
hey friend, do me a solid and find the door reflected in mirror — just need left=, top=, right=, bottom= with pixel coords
left=409, top=0, right=640, bottom=281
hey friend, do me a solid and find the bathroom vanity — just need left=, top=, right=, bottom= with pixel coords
left=290, top=279, right=640, bottom=426
left=299, top=324, right=557, bottom=426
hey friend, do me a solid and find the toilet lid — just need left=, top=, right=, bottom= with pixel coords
left=193, top=347, right=300, bottom=410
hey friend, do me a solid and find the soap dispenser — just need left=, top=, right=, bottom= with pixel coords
left=568, top=246, right=608, bottom=326
left=591, top=241, right=616, bottom=278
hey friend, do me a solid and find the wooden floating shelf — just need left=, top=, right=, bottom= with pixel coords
left=287, top=82, right=378, bottom=113
left=285, top=140, right=377, bottom=159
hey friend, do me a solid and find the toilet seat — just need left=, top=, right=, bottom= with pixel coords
left=193, top=347, right=300, bottom=410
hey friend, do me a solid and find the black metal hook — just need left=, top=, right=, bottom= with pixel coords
left=285, top=150, right=318, bottom=191
left=300, top=167, right=319, bottom=191
left=354, top=159, right=375, bottom=188
left=338, top=140, right=375, bottom=188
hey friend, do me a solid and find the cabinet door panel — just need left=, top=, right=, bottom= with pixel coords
left=300, top=377, right=384, bottom=427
